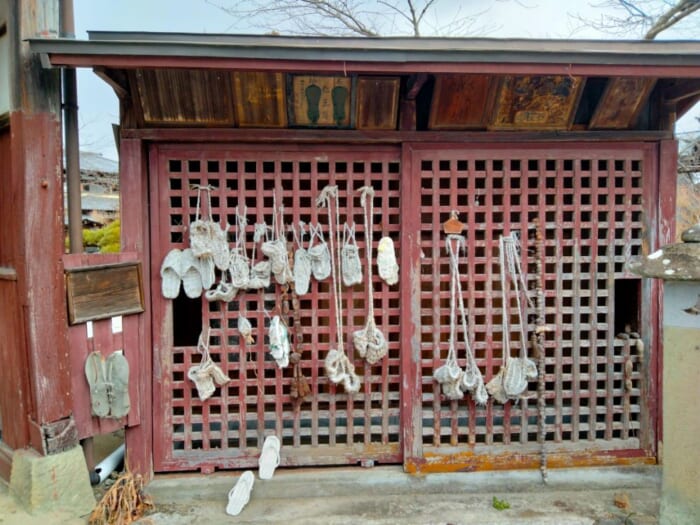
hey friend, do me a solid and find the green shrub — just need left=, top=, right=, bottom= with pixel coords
left=83, top=219, right=120, bottom=253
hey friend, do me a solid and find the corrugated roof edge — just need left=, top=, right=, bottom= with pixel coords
left=27, top=32, right=700, bottom=66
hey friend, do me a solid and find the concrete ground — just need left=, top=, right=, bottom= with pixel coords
left=0, top=465, right=660, bottom=524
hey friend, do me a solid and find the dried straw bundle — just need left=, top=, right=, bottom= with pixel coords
left=88, top=469, right=154, bottom=525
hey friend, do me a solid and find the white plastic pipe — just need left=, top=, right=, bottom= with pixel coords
left=95, top=443, right=125, bottom=484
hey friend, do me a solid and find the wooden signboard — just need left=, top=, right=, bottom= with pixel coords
left=589, top=77, right=656, bottom=129
left=429, top=74, right=497, bottom=129
left=65, top=262, right=144, bottom=325
left=288, top=74, right=355, bottom=128
left=233, top=71, right=287, bottom=128
left=490, top=75, right=584, bottom=130
left=356, top=76, right=400, bottom=130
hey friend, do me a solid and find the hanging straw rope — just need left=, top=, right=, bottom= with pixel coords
left=317, top=185, right=360, bottom=393
left=353, top=186, right=388, bottom=365
left=433, top=235, right=487, bottom=402
left=449, top=235, right=488, bottom=404
left=487, top=233, right=537, bottom=402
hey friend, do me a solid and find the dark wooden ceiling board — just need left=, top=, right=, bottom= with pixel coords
left=589, top=77, right=657, bottom=130
left=232, top=71, right=287, bottom=128
left=428, top=74, right=497, bottom=130
left=489, top=75, right=585, bottom=131
left=356, top=76, right=400, bottom=130
left=134, top=69, right=236, bottom=127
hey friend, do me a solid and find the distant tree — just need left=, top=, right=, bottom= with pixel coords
left=206, top=0, right=500, bottom=37
left=572, top=0, right=700, bottom=39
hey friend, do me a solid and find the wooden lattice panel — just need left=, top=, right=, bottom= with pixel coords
left=407, top=144, right=654, bottom=469
left=151, top=145, right=402, bottom=472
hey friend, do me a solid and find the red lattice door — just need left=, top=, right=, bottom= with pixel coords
left=150, top=144, right=403, bottom=472
left=401, top=143, right=659, bottom=472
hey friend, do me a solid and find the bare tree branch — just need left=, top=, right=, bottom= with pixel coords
left=206, top=0, right=498, bottom=37
left=571, top=0, right=700, bottom=39
left=644, top=0, right=700, bottom=38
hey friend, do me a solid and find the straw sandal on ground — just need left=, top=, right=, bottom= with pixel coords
left=226, top=470, right=255, bottom=516
left=258, top=435, right=281, bottom=480
left=106, top=351, right=130, bottom=418
left=85, top=351, right=110, bottom=418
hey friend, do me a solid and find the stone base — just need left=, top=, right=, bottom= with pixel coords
left=9, top=446, right=95, bottom=516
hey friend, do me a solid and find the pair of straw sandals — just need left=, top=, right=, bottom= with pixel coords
left=226, top=435, right=281, bottom=516
left=85, top=351, right=130, bottom=419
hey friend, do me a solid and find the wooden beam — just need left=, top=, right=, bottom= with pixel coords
left=43, top=53, right=700, bottom=78
left=93, top=67, right=129, bottom=99
left=120, top=126, right=673, bottom=143
left=662, top=78, right=700, bottom=103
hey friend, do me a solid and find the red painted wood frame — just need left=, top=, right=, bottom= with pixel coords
left=150, top=144, right=403, bottom=472
left=401, top=142, right=660, bottom=473
left=146, top=140, right=662, bottom=474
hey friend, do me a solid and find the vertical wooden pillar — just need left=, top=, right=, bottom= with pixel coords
left=0, top=0, right=75, bottom=464
left=120, top=136, right=154, bottom=479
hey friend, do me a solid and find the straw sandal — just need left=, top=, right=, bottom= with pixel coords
left=85, top=351, right=110, bottom=418
left=180, top=248, right=203, bottom=298
left=258, top=435, right=281, bottom=480
left=226, top=470, right=254, bottom=516
left=160, top=248, right=183, bottom=299
left=106, top=351, right=130, bottom=418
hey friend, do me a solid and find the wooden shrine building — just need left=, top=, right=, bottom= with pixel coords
left=2, top=29, right=700, bottom=481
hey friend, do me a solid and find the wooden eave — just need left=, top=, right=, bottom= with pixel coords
left=29, top=33, right=700, bottom=133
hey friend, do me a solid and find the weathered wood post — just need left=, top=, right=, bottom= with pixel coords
left=629, top=224, right=700, bottom=524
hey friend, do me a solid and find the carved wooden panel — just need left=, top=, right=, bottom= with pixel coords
left=232, top=71, right=287, bottom=128
left=288, top=75, right=355, bottom=128
left=429, top=74, right=497, bottom=130
left=589, top=77, right=656, bottom=130
left=490, top=75, right=584, bottom=130
left=356, top=76, right=400, bottom=130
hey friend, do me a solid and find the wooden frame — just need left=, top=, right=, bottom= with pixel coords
left=65, top=261, right=144, bottom=325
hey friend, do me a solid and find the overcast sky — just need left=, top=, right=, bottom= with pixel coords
left=72, top=0, right=699, bottom=160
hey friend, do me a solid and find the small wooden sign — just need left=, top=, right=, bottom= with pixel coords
left=288, top=74, right=355, bottom=128
left=65, top=262, right=144, bottom=325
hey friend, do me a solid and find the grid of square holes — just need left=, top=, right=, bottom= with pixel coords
left=154, top=146, right=403, bottom=470
left=416, top=151, right=647, bottom=452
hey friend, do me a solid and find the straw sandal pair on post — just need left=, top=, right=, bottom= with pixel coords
left=84, top=350, right=130, bottom=419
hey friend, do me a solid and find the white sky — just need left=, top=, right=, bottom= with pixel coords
left=72, top=0, right=699, bottom=160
